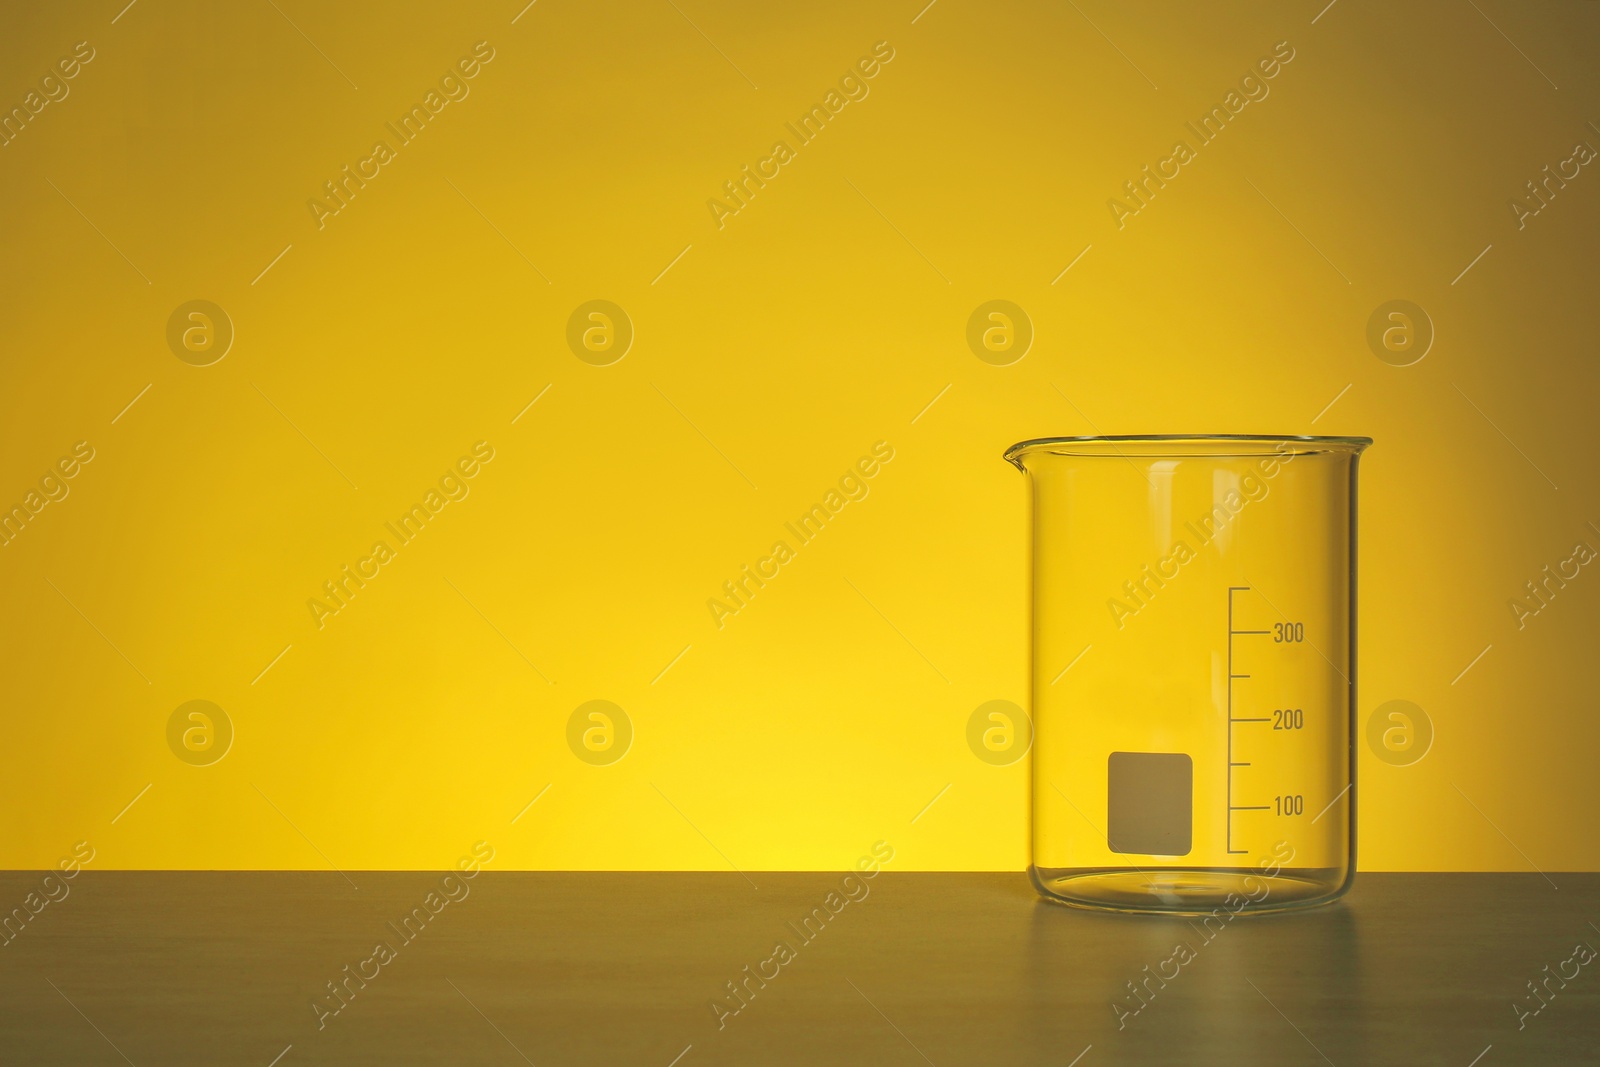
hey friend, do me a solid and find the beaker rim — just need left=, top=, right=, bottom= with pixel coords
left=1005, top=434, right=1372, bottom=467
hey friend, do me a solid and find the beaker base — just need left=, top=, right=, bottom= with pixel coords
left=1030, top=865, right=1349, bottom=915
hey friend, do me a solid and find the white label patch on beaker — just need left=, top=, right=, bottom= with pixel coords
left=1107, top=752, right=1192, bottom=856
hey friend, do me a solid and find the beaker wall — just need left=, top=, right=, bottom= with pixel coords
left=1007, top=435, right=1370, bottom=914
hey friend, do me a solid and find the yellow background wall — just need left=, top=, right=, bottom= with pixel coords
left=2, top=0, right=1596, bottom=872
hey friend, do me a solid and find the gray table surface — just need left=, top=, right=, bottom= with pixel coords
left=0, top=872, right=1594, bottom=1065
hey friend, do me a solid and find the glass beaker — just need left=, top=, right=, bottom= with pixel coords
left=1006, top=435, right=1371, bottom=914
